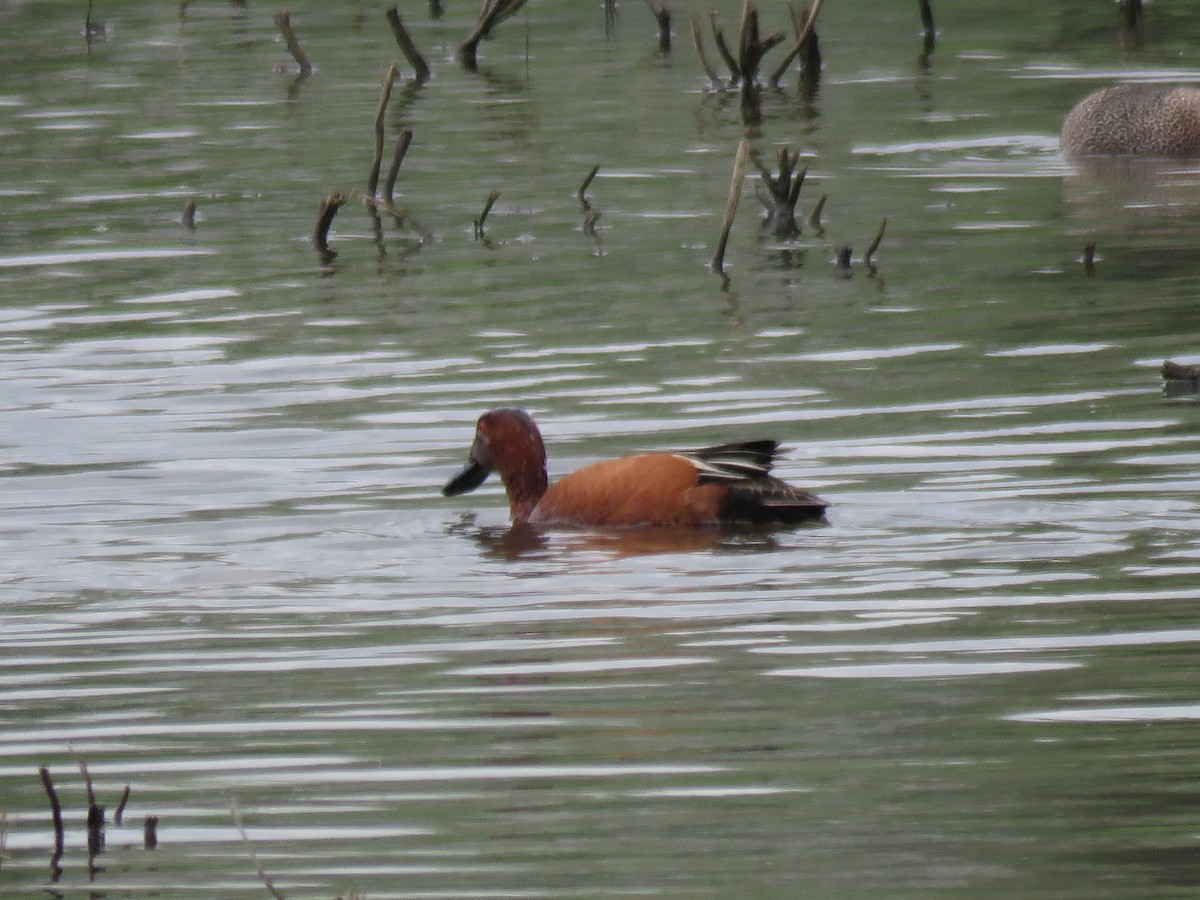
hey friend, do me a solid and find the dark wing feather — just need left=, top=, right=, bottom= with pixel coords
left=683, top=440, right=780, bottom=483
left=721, top=477, right=828, bottom=524
left=678, top=440, right=828, bottom=524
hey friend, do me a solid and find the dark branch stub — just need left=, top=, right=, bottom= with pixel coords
left=864, top=217, right=887, bottom=266
left=474, top=190, right=501, bottom=240
left=757, top=147, right=806, bottom=238
left=386, top=7, right=432, bottom=82
left=713, top=140, right=751, bottom=275
left=769, top=0, right=824, bottom=87
left=367, top=65, right=400, bottom=198
left=273, top=10, right=313, bottom=77
left=578, top=164, right=601, bottom=206
left=314, top=192, right=347, bottom=262
left=459, top=0, right=530, bottom=69
left=384, top=129, right=415, bottom=207
left=646, top=1, right=671, bottom=53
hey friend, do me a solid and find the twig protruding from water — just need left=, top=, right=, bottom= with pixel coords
left=691, top=17, right=722, bottom=86
left=645, top=0, right=671, bottom=53
left=143, top=816, right=158, bottom=850
left=756, top=147, right=806, bottom=238
left=114, top=784, right=131, bottom=826
left=474, top=191, right=501, bottom=240
left=712, top=139, right=751, bottom=275
left=39, top=767, right=65, bottom=863
left=735, top=2, right=785, bottom=89
left=78, top=757, right=105, bottom=859
left=314, top=192, right=347, bottom=261
left=1083, top=242, right=1097, bottom=278
left=578, top=164, right=601, bottom=205
left=384, top=128, right=414, bottom=207
left=708, top=12, right=740, bottom=81
left=768, top=0, right=823, bottom=86
left=864, top=217, right=887, bottom=266
left=181, top=198, right=197, bottom=230
left=459, top=0, right=529, bottom=69
left=273, top=10, right=313, bottom=76
left=385, top=7, right=432, bottom=82
left=229, top=794, right=286, bottom=900
left=1119, top=0, right=1143, bottom=51
left=367, top=65, right=400, bottom=198
left=918, top=0, right=936, bottom=59
left=809, top=192, right=827, bottom=233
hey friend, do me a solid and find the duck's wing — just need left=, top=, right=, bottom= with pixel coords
left=681, top=439, right=780, bottom=482
left=681, top=440, right=828, bottom=524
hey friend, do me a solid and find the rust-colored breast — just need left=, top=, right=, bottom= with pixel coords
left=531, top=453, right=725, bottom=527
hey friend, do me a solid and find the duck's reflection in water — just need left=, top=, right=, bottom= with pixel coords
left=448, top=516, right=824, bottom=561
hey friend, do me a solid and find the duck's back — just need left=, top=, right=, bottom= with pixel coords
left=530, top=445, right=828, bottom=527
left=532, top=453, right=723, bottom=526
left=1061, top=84, right=1200, bottom=156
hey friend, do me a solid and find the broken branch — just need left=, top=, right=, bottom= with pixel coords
left=712, top=139, right=751, bottom=274
left=367, top=64, right=400, bottom=198
left=385, top=7, right=431, bottom=81
left=384, top=128, right=414, bottom=206
left=474, top=190, right=501, bottom=239
left=273, top=10, right=313, bottom=76
left=691, top=17, right=722, bottom=85
left=864, top=217, right=887, bottom=265
left=39, top=768, right=65, bottom=861
left=769, top=0, right=823, bottom=86
left=459, top=0, right=530, bottom=68
left=313, top=192, right=347, bottom=261
left=645, top=0, right=671, bottom=53
left=578, top=164, right=601, bottom=204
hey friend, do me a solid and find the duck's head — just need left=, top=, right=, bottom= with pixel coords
left=442, top=408, right=549, bottom=505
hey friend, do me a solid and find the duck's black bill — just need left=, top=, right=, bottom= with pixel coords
left=442, top=459, right=491, bottom=496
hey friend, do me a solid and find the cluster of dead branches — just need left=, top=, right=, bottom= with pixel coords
left=692, top=0, right=824, bottom=120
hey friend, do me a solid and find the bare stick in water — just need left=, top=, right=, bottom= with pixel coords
left=459, top=0, right=529, bottom=68
left=691, top=17, right=722, bottom=85
left=367, top=65, right=400, bottom=198
left=39, top=768, right=65, bottom=861
left=645, top=0, right=671, bottom=53
left=809, top=191, right=827, bottom=232
left=864, top=217, right=887, bottom=265
left=76, top=755, right=105, bottom=858
left=712, top=139, right=751, bottom=274
left=143, top=816, right=158, bottom=850
left=708, top=12, right=740, bottom=80
left=314, top=192, right=347, bottom=260
left=385, top=7, right=431, bottom=81
left=474, top=190, right=501, bottom=239
left=919, top=0, right=935, bottom=41
left=578, top=164, right=601, bottom=204
left=384, top=128, right=414, bottom=206
left=181, top=198, right=197, bottom=230
left=768, top=0, right=823, bottom=86
left=735, top=1, right=785, bottom=88
left=228, top=794, right=286, bottom=900
left=273, top=10, right=313, bottom=76
left=757, top=147, right=806, bottom=237
left=1119, top=0, right=1143, bottom=50
left=114, top=784, right=131, bottom=826
left=78, top=756, right=96, bottom=807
